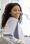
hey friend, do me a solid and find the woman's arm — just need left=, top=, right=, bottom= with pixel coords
left=3, top=17, right=18, bottom=35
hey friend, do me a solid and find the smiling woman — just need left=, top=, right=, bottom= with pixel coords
left=1, top=0, right=30, bottom=37
left=0, top=0, right=30, bottom=44
left=0, top=2, right=25, bottom=44
left=1, top=2, right=22, bottom=37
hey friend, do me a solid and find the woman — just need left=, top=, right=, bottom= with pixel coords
left=1, top=3, right=24, bottom=44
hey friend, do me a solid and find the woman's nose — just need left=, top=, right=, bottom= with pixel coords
left=16, top=11, right=20, bottom=14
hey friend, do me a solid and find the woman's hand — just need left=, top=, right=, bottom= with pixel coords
left=17, top=39, right=24, bottom=44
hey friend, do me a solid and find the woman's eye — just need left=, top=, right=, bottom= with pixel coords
left=13, top=10, right=20, bottom=11
left=13, top=9, right=17, bottom=11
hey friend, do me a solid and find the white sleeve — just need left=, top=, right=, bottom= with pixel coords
left=18, top=23, right=25, bottom=44
left=3, top=17, right=18, bottom=35
left=18, top=23, right=24, bottom=40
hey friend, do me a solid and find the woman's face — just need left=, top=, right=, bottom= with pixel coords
left=10, top=5, right=21, bottom=19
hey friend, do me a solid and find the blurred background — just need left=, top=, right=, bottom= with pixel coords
left=0, top=0, right=30, bottom=44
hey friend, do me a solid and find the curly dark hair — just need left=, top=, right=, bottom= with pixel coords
left=1, top=3, right=22, bottom=28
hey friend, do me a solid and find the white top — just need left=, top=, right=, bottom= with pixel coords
left=3, top=17, right=24, bottom=39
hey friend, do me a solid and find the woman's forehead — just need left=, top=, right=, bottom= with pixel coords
left=11, top=5, right=20, bottom=10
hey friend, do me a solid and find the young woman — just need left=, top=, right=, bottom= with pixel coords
left=1, top=3, right=23, bottom=44
left=1, top=3, right=24, bottom=44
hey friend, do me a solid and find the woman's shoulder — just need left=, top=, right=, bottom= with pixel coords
left=4, top=17, right=18, bottom=28
left=7, top=17, right=18, bottom=23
